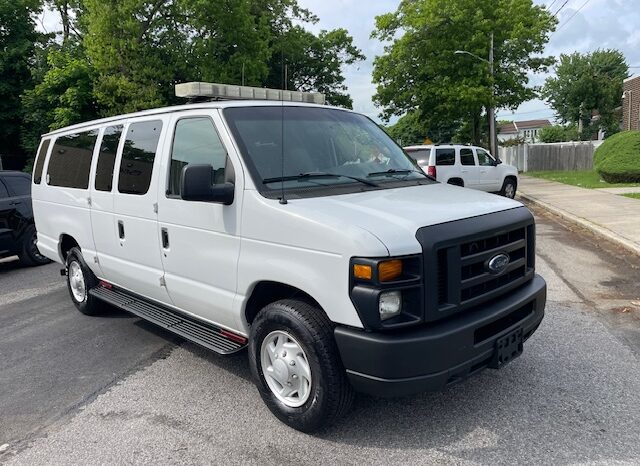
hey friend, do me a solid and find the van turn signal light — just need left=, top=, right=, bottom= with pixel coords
left=353, top=264, right=372, bottom=280
left=378, top=260, right=403, bottom=282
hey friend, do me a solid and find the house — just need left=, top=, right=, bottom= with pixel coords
left=498, top=119, right=551, bottom=143
left=622, top=75, right=640, bottom=131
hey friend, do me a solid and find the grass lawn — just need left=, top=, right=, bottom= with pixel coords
left=622, top=193, right=640, bottom=200
left=526, top=170, right=640, bottom=189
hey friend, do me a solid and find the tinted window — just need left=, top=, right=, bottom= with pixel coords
left=118, top=120, right=163, bottom=195
left=460, top=148, right=475, bottom=166
left=476, top=148, right=495, bottom=166
left=4, top=176, right=31, bottom=196
left=33, top=139, right=51, bottom=184
left=435, top=148, right=455, bottom=166
left=168, top=118, right=227, bottom=196
left=405, top=149, right=430, bottom=164
left=0, top=180, right=8, bottom=198
left=95, top=125, right=123, bottom=192
left=48, top=131, right=98, bottom=189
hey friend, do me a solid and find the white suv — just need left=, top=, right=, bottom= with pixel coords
left=32, top=83, right=545, bottom=432
left=404, top=144, right=518, bottom=198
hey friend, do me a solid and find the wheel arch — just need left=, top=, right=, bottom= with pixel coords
left=447, top=177, right=465, bottom=187
left=58, top=233, right=80, bottom=262
left=244, top=281, right=324, bottom=326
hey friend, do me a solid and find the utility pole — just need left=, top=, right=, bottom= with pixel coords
left=455, top=32, right=497, bottom=156
left=488, top=32, right=496, bottom=157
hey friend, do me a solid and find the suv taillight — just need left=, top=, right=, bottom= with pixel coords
left=427, top=165, right=437, bottom=178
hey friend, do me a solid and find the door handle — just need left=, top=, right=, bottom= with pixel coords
left=118, top=220, right=125, bottom=239
left=161, top=227, right=169, bottom=249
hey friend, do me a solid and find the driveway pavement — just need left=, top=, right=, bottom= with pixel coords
left=518, top=175, right=640, bottom=255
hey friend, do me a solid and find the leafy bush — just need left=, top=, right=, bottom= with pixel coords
left=538, top=124, right=580, bottom=143
left=594, top=131, right=640, bottom=183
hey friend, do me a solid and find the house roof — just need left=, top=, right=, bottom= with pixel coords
left=498, top=119, right=551, bottom=134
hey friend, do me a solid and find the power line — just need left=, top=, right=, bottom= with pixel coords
left=553, top=0, right=571, bottom=17
left=556, top=0, right=592, bottom=32
left=547, top=0, right=560, bottom=11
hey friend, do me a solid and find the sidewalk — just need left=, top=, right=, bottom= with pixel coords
left=517, top=175, right=640, bottom=255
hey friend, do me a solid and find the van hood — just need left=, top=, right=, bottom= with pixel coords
left=288, top=183, right=524, bottom=256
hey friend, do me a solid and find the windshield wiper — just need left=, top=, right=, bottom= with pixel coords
left=263, top=172, right=379, bottom=187
left=367, top=168, right=435, bottom=181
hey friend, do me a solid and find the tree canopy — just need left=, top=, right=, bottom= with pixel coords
left=542, top=49, right=628, bottom=138
left=371, top=0, right=556, bottom=144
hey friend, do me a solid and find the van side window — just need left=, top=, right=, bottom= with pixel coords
left=118, top=120, right=163, bottom=195
left=33, top=139, right=51, bottom=184
left=435, top=148, right=455, bottom=165
left=168, top=117, right=227, bottom=196
left=48, top=130, right=99, bottom=189
left=95, top=125, right=123, bottom=192
left=460, top=148, right=475, bottom=166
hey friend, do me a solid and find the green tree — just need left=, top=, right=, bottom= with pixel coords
left=0, top=0, right=42, bottom=168
left=537, top=124, right=579, bottom=143
left=542, top=50, right=628, bottom=139
left=371, top=0, right=556, bottom=145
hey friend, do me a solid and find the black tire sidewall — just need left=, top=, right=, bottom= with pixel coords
left=66, top=248, right=100, bottom=315
left=249, top=301, right=345, bottom=432
left=20, top=225, right=51, bottom=266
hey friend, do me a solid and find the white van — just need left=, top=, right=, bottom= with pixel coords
left=32, top=83, right=546, bottom=432
left=404, top=144, right=519, bottom=198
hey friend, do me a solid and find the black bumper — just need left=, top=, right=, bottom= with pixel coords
left=335, top=275, right=546, bottom=397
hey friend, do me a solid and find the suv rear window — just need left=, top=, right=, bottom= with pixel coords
left=48, top=130, right=99, bottom=189
left=405, top=149, right=430, bottom=164
left=33, top=139, right=51, bottom=184
left=435, top=148, right=455, bottom=166
left=460, top=148, right=475, bottom=166
left=118, top=120, right=163, bottom=195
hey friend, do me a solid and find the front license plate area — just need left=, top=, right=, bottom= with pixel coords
left=489, top=328, right=523, bottom=369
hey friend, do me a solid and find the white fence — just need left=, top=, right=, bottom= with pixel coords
left=498, top=141, right=602, bottom=172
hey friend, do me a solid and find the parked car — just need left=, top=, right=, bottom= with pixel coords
left=0, top=171, right=50, bottom=266
left=32, top=83, right=546, bottom=432
left=404, top=144, right=519, bottom=198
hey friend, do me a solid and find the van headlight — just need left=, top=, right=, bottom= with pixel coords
left=379, top=291, right=402, bottom=320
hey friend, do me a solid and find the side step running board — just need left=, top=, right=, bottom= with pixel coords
left=89, top=285, right=247, bottom=354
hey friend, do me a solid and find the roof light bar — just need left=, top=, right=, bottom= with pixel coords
left=175, top=82, right=326, bottom=105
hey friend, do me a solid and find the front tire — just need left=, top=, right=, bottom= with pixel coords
left=66, top=247, right=103, bottom=316
left=501, top=177, right=517, bottom=198
left=19, top=225, right=51, bottom=266
left=249, top=299, right=354, bottom=432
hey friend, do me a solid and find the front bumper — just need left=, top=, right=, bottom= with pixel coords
left=334, top=275, right=546, bottom=397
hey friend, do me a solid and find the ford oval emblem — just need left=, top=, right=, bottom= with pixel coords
left=487, top=253, right=510, bottom=274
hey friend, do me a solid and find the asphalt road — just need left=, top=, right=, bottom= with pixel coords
left=1, top=209, right=640, bottom=465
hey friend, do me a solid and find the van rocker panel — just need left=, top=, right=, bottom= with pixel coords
left=334, top=275, right=546, bottom=397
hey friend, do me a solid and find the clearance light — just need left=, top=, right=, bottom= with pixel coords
left=378, top=259, right=403, bottom=282
left=353, top=264, right=372, bottom=280
left=175, top=82, right=326, bottom=105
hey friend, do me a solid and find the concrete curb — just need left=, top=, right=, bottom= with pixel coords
left=518, top=192, right=640, bottom=257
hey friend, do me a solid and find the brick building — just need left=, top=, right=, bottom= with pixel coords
left=622, top=75, right=640, bottom=131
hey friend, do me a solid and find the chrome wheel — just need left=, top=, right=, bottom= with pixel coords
left=68, top=261, right=86, bottom=303
left=260, top=330, right=312, bottom=408
left=505, top=182, right=515, bottom=198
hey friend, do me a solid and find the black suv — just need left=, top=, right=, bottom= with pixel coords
left=0, top=171, right=50, bottom=266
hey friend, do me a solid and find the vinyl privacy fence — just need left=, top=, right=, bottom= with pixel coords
left=498, top=141, right=602, bottom=172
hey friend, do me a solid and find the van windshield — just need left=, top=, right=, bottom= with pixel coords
left=224, top=106, right=432, bottom=198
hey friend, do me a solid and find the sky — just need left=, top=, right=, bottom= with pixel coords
left=37, top=0, right=640, bottom=124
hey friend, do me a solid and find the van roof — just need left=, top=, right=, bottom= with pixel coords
left=42, top=100, right=348, bottom=138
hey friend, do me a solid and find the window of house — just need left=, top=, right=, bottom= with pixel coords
left=460, top=148, right=475, bottom=165
left=168, top=117, right=227, bottom=197
left=118, top=120, right=163, bottom=195
left=435, top=148, right=455, bottom=165
left=33, top=139, right=51, bottom=185
left=95, top=125, right=123, bottom=192
left=48, top=130, right=99, bottom=189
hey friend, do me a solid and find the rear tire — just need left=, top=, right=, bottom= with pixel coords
left=19, top=225, right=51, bottom=266
left=65, top=247, right=104, bottom=316
left=501, top=177, right=517, bottom=198
left=249, top=299, right=354, bottom=432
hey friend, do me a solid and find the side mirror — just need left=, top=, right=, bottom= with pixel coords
left=493, top=159, right=502, bottom=166
left=181, top=164, right=234, bottom=205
